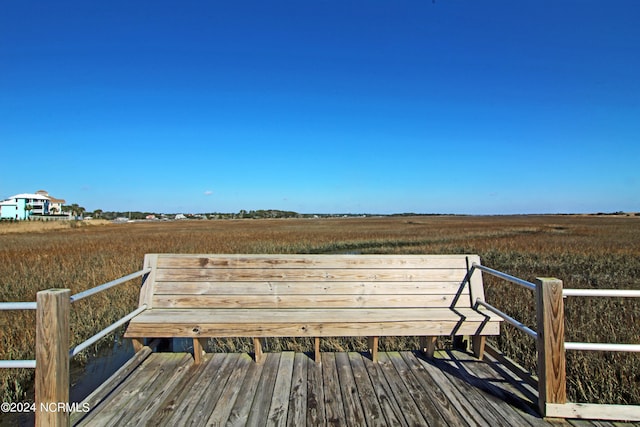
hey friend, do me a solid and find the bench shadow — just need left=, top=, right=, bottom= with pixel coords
left=449, top=256, right=493, bottom=337
left=412, top=349, right=541, bottom=417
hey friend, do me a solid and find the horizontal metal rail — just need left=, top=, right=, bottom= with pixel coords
left=472, top=263, right=537, bottom=292
left=474, top=266, right=640, bottom=353
left=69, top=304, right=147, bottom=358
left=0, top=360, right=36, bottom=369
left=0, top=302, right=37, bottom=310
left=70, top=268, right=151, bottom=303
left=0, top=269, right=148, bottom=371
left=0, top=304, right=147, bottom=369
left=0, top=268, right=148, bottom=311
left=562, top=288, right=640, bottom=353
left=0, top=269, right=148, bottom=310
left=563, top=289, right=640, bottom=298
left=475, top=299, right=538, bottom=339
left=565, top=342, right=640, bottom=352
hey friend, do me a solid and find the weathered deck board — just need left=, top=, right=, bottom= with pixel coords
left=145, top=353, right=220, bottom=426
left=184, top=353, right=240, bottom=426
left=335, top=352, right=367, bottom=426
left=286, top=352, right=308, bottom=427
left=306, top=352, right=325, bottom=426
left=386, top=351, right=459, bottom=427
left=321, top=352, right=346, bottom=426
left=246, top=352, right=280, bottom=426
left=267, top=351, right=295, bottom=426
left=347, top=352, right=389, bottom=426
left=225, top=354, right=264, bottom=426
left=399, top=351, right=491, bottom=427
left=75, top=350, right=614, bottom=427
left=434, top=350, right=561, bottom=427
left=375, top=352, right=429, bottom=426
left=207, top=353, right=253, bottom=425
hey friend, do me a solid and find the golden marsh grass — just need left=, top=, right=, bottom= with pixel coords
left=1, top=215, right=639, bottom=404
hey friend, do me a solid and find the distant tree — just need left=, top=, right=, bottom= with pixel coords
left=67, top=203, right=86, bottom=219
left=93, top=209, right=103, bottom=219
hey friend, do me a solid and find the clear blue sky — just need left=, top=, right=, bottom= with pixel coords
left=1, top=1, right=638, bottom=214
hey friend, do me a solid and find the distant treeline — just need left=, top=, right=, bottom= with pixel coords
left=94, top=210, right=638, bottom=221
left=99, top=210, right=365, bottom=220
left=97, top=210, right=465, bottom=221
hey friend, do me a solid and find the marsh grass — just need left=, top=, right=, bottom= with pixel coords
left=1, top=215, right=639, bottom=404
left=0, top=219, right=111, bottom=235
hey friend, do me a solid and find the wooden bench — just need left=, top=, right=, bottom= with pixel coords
left=124, top=254, right=501, bottom=363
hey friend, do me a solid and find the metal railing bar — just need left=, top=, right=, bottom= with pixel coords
left=0, top=360, right=36, bottom=369
left=472, top=263, right=537, bottom=292
left=0, top=268, right=150, bottom=309
left=0, top=302, right=37, bottom=310
left=475, top=299, right=538, bottom=339
left=69, top=304, right=147, bottom=358
left=70, top=268, right=151, bottom=303
left=563, top=289, right=640, bottom=298
left=565, top=342, right=640, bottom=352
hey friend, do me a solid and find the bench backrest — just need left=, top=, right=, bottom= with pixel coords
left=138, top=254, right=485, bottom=310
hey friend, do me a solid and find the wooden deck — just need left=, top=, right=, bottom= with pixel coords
left=70, top=347, right=626, bottom=427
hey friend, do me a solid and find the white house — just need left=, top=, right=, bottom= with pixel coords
left=0, top=190, right=66, bottom=220
left=35, top=190, right=65, bottom=215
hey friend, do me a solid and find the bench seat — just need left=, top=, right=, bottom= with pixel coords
left=124, top=254, right=502, bottom=363
left=125, top=307, right=500, bottom=337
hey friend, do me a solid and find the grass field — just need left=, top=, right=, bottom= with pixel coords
left=1, top=215, right=639, bottom=405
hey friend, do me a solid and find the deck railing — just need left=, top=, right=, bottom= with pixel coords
left=468, top=262, right=640, bottom=421
left=0, top=267, right=150, bottom=426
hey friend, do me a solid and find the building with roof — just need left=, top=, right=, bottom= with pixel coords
left=0, top=190, right=67, bottom=220
left=35, top=190, right=65, bottom=215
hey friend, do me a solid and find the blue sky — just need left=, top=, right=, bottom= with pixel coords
left=1, top=1, right=639, bottom=214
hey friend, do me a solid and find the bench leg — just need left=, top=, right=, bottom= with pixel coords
left=368, top=336, right=379, bottom=362
left=193, top=338, right=206, bottom=364
left=131, top=338, right=144, bottom=353
left=314, top=337, right=321, bottom=363
left=420, top=336, right=437, bottom=358
left=472, top=336, right=486, bottom=360
left=253, top=338, right=264, bottom=364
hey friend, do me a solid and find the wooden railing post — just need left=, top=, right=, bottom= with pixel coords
left=36, top=289, right=70, bottom=427
left=535, top=277, right=566, bottom=416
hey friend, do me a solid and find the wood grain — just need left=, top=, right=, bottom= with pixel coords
left=78, top=350, right=601, bottom=426
left=535, top=277, right=567, bottom=416
left=35, top=289, right=70, bottom=427
left=157, top=254, right=477, bottom=269
left=125, top=253, right=501, bottom=363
